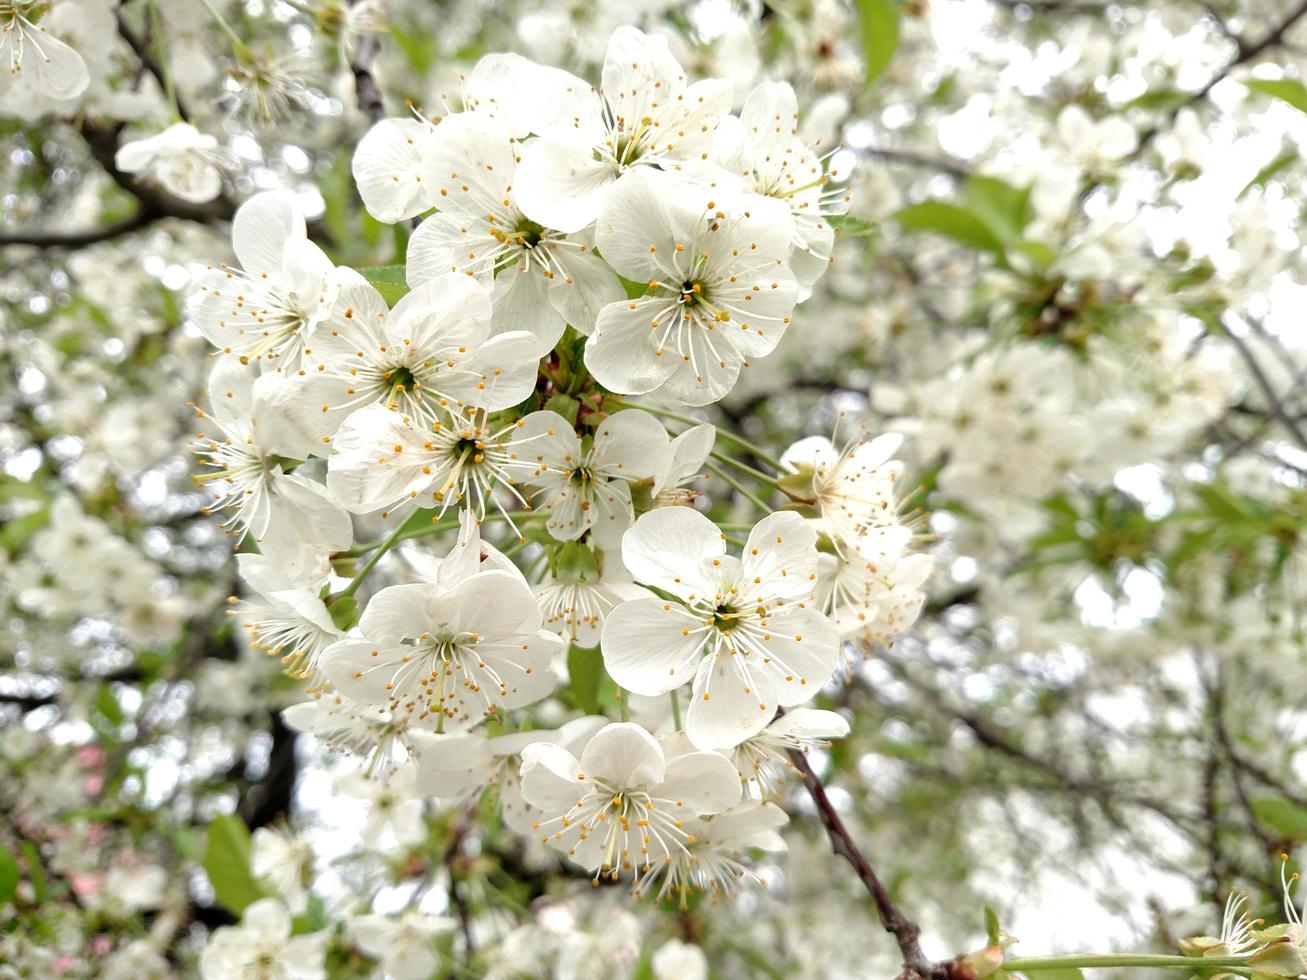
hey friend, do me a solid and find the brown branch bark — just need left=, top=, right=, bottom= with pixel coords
left=787, top=746, right=942, bottom=980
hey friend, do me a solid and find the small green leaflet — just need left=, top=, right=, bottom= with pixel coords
left=359, top=264, right=410, bottom=305
left=855, top=0, right=899, bottom=88
left=828, top=215, right=879, bottom=239
left=1251, top=796, right=1307, bottom=840
left=894, top=201, right=1006, bottom=254
left=202, top=813, right=268, bottom=915
left=0, top=847, right=20, bottom=902
left=1245, top=78, right=1307, bottom=114
left=567, top=645, right=605, bottom=715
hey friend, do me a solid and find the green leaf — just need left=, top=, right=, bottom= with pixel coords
left=94, top=685, right=124, bottom=727
left=544, top=393, right=580, bottom=426
left=1246, top=78, right=1307, bottom=114
left=1125, top=88, right=1191, bottom=112
left=1252, top=796, right=1307, bottom=839
left=984, top=905, right=1001, bottom=946
left=568, top=645, right=604, bottom=715
left=17, top=842, right=45, bottom=903
left=893, top=201, right=1006, bottom=254
left=0, top=846, right=20, bottom=902
left=359, top=265, right=410, bottom=305
left=1241, top=148, right=1298, bottom=197
left=963, top=175, right=1033, bottom=244
left=328, top=595, right=359, bottom=632
left=203, top=813, right=266, bottom=915
left=854, top=0, right=899, bottom=87
left=828, top=215, right=879, bottom=239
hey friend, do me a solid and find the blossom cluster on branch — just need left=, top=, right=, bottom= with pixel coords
left=5, top=0, right=1307, bottom=978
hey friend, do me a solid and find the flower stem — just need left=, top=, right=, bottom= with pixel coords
left=336, top=509, right=428, bottom=599
left=628, top=403, right=786, bottom=471
left=706, top=461, right=772, bottom=514
left=196, top=0, right=246, bottom=50
left=710, top=448, right=779, bottom=484
left=1002, top=954, right=1253, bottom=974
left=669, top=689, right=682, bottom=732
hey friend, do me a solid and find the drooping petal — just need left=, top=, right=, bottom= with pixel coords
left=686, top=653, right=779, bottom=749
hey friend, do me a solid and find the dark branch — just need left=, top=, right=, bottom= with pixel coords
left=348, top=33, right=386, bottom=126
left=0, top=208, right=158, bottom=249
left=787, top=746, right=939, bottom=979
left=1220, top=323, right=1307, bottom=451
left=115, top=8, right=191, bottom=123
left=862, top=146, right=973, bottom=180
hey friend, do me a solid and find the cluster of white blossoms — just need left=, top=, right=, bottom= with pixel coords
left=179, top=25, right=926, bottom=962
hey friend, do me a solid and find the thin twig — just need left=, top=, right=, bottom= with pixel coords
left=787, top=747, right=940, bottom=979
left=115, top=7, right=191, bottom=122
left=1221, top=323, right=1307, bottom=451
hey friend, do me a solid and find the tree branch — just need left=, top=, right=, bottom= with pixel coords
left=348, top=29, right=386, bottom=126
left=787, top=746, right=940, bottom=980
left=1220, top=323, right=1307, bottom=451
left=115, top=7, right=190, bottom=123
left=862, top=145, right=973, bottom=180
left=0, top=208, right=159, bottom=249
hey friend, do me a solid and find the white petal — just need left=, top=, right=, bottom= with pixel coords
left=741, top=511, right=818, bottom=601
left=545, top=244, right=623, bottom=336
left=620, top=505, right=724, bottom=598
left=232, top=192, right=305, bottom=277
left=766, top=707, right=849, bottom=740
left=583, top=296, right=678, bottom=396
left=352, top=118, right=437, bottom=223
left=660, top=751, right=742, bottom=814
left=600, top=597, right=704, bottom=696
left=514, top=137, right=616, bottom=233
left=686, top=654, right=779, bottom=750
left=578, top=722, right=664, bottom=787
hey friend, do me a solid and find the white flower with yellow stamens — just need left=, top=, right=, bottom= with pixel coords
left=780, top=432, right=906, bottom=550
left=0, top=1, right=88, bottom=101
left=601, top=507, right=840, bottom=749
left=188, top=192, right=341, bottom=370
left=191, top=357, right=353, bottom=563
left=317, top=568, right=561, bottom=728
left=715, top=80, right=850, bottom=297
left=731, top=707, right=849, bottom=800
left=260, top=271, right=540, bottom=454
left=633, top=800, right=788, bottom=904
left=513, top=408, right=668, bottom=548
left=585, top=168, right=797, bottom=406
left=511, top=26, right=734, bottom=233
left=404, top=111, right=623, bottom=350
left=518, top=722, right=740, bottom=883
left=231, top=553, right=342, bottom=681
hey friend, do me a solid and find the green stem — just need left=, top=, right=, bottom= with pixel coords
left=706, top=460, right=772, bottom=514
left=618, top=688, right=630, bottom=723
left=710, top=448, right=779, bottom=484
left=669, top=689, right=682, bottom=732
left=146, top=0, right=182, bottom=123
left=1003, top=954, right=1253, bottom=974
left=337, top=509, right=427, bottom=599
left=196, top=0, right=246, bottom=50
left=629, top=403, right=785, bottom=471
